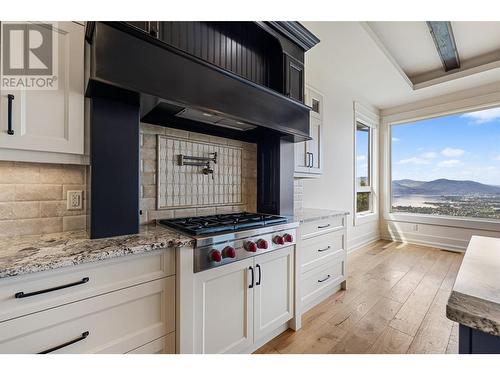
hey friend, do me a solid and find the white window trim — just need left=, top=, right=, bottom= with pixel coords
left=354, top=102, right=379, bottom=226
left=381, top=97, right=500, bottom=232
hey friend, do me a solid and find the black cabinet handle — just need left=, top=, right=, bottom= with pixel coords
left=248, top=266, right=254, bottom=288
left=318, top=275, right=331, bottom=283
left=318, top=246, right=331, bottom=252
left=318, top=223, right=331, bottom=229
left=38, top=331, right=89, bottom=354
left=7, top=94, right=14, bottom=135
left=256, top=264, right=262, bottom=286
left=15, top=277, right=90, bottom=299
left=311, top=152, right=314, bottom=168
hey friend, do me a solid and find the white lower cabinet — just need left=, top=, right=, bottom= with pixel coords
left=254, top=247, right=294, bottom=342
left=194, top=246, right=294, bottom=354
left=0, top=250, right=176, bottom=354
left=296, top=214, right=347, bottom=319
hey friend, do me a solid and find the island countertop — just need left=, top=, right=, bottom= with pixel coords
left=446, top=235, right=500, bottom=336
left=0, top=223, right=194, bottom=279
left=292, top=208, right=349, bottom=224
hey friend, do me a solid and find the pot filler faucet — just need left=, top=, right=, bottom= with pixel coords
left=177, top=152, right=217, bottom=180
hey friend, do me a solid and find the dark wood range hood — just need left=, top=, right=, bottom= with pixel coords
left=85, top=21, right=319, bottom=239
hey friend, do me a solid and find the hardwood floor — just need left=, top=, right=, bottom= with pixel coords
left=254, top=240, right=463, bottom=354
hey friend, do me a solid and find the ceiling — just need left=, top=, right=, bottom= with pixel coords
left=302, top=21, right=500, bottom=110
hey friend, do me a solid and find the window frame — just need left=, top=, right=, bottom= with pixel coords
left=354, top=103, right=379, bottom=226
left=382, top=100, right=500, bottom=232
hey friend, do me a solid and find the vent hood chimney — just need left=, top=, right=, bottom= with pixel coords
left=85, top=22, right=313, bottom=142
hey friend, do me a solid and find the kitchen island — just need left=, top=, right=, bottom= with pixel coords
left=446, top=235, right=500, bottom=354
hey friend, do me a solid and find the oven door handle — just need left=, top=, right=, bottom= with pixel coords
left=248, top=266, right=254, bottom=288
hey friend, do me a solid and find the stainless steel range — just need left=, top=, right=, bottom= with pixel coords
left=160, top=212, right=298, bottom=272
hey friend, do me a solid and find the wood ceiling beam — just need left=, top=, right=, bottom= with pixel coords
left=426, top=21, right=461, bottom=72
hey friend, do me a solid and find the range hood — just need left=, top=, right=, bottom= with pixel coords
left=85, top=22, right=311, bottom=142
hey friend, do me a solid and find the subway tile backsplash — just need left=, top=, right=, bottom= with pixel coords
left=140, top=123, right=257, bottom=223
left=0, top=162, right=87, bottom=237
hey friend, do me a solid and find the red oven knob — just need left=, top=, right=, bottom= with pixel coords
left=273, top=235, right=285, bottom=245
left=257, top=239, right=268, bottom=249
left=209, top=250, right=222, bottom=263
left=223, top=246, right=236, bottom=258
left=283, top=233, right=294, bottom=243
left=244, top=241, right=257, bottom=252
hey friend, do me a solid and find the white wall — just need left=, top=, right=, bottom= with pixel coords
left=380, top=82, right=500, bottom=252
left=300, top=22, right=381, bottom=252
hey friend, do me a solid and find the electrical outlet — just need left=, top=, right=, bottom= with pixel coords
left=67, top=190, right=83, bottom=210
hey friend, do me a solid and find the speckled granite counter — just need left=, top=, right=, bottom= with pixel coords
left=0, top=224, right=194, bottom=279
left=292, top=208, right=349, bottom=224
left=446, top=236, right=500, bottom=336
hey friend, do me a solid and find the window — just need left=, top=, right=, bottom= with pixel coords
left=356, top=121, right=373, bottom=214
left=391, top=106, right=500, bottom=220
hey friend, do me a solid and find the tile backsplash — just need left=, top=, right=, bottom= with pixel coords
left=158, top=136, right=243, bottom=209
left=294, top=178, right=304, bottom=212
left=140, top=123, right=257, bottom=223
left=0, top=162, right=87, bottom=237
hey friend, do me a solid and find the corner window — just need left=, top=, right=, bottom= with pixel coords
left=356, top=121, right=373, bottom=214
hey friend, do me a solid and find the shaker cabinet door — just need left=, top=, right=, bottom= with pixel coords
left=254, top=246, right=294, bottom=341
left=193, top=258, right=254, bottom=354
left=0, top=22, right=84, bottom=155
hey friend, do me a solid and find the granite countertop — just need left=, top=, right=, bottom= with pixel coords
left=0, top=224, right=194, bottom=279
left=446, top=235, right=500, bottom=336
left=292, top=208, right=349, bottom=224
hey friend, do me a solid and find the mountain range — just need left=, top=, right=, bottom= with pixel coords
left=392, top=178, right=500, bottom=195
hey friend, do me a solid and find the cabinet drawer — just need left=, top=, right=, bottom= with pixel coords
left=301, top=256, right=344, bottom=310
left=127, top=332, right=175, bottom=354
left=0, top=248, right=175, bottom=323
left=300, top=215, right=345, bottom=239
left=0, top=276, right=175, bottom=354
left=300, top=231, right=345, bottom=273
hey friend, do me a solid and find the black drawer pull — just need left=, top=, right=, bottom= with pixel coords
left=318, top=224, right=331, bottom=229
left=38, top=331, right=89, bottom=354
left=318, top=275, right=331, bottom=283
left=15, top=277, right=90, bottom=299
left=7, top=94, right=14, bottom=135
left=318, top=246, right=331, bottom=252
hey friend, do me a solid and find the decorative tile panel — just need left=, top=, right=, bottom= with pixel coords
left=157, top=135, right=243, bottom=210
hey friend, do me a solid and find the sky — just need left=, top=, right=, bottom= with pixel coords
left=391, top=107, right=500, bottom=186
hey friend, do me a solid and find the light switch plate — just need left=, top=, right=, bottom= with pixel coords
left=67, top=190, right=83, bottom=210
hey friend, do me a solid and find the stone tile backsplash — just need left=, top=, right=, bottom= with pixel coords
left=0, top=162, right=87, bottom=237
left=294, top=178, right=304, bottom=212
left=140, top=123, right=257, bottom=223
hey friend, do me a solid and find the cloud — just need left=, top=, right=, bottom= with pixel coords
left=357, top=155, right=366, bottom=161
left=494, top=155, right=500, bottom=161
left=437, top=159, right=462, bottom=167
left=397, top=157, right=430, bottom=165
left=392, top=137, right=400, bottom=142
left=441, top=147, right=465, bottom=157
left=420, top=152, right=437, bottom=159
left=461, top=107, right=500, bottom=124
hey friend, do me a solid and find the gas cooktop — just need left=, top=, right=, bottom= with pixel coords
left=159, top=212, right=288, bottom=236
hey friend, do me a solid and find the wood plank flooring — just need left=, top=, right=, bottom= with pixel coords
left=254, top=240, right=463, bottom=354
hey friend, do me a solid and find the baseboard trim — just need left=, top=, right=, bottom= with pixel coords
left=348, top=233, right=381, bottom=254
left=381, top=232, right=466, bottom=252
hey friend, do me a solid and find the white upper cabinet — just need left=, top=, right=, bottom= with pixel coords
left=0, top=22, right=85, bottom=163
left=294, top=85, right=323, bottom=177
